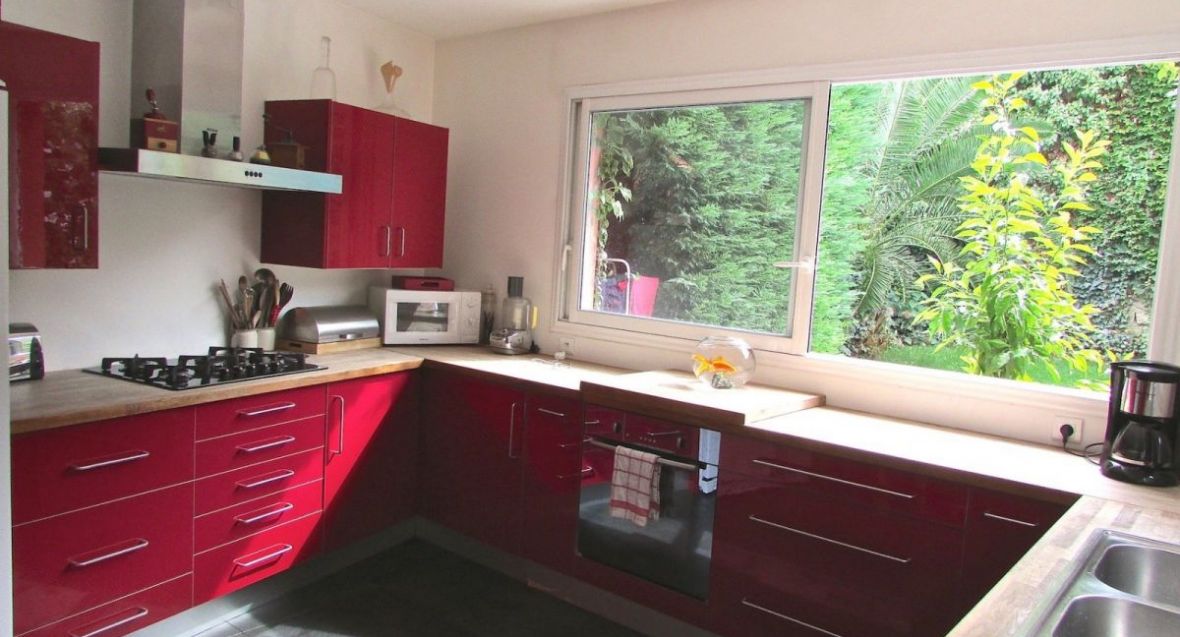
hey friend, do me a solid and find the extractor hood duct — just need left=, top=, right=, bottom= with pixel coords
left=100, top=0, right=341, bottom=193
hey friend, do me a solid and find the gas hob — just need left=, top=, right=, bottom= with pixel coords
left=83, top=347, right=323, bottom=390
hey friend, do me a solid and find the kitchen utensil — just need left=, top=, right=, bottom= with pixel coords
left=218, top=279, right=244, bottom=329
left=279, top=282, right=294, bottom=309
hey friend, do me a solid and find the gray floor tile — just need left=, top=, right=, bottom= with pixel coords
left=193, top=621, right=245, bottom=637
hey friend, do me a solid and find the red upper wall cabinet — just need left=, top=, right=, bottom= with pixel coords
left=0, top=20, right=100, bottom=269
left=260, top=100, right=448, bottom=269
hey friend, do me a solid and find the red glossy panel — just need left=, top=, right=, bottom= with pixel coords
left=263, top=100, right=332, bottom=171
left=194, top=449, right=323, bottom=515
left=390, top=117, right=448, bottom=268
left=419, top=369, right=524, bottom=553
left=260, top=191, right=328, bottom=268
left=624, top=414, right=700, bottom=455
left=21, top=574, right=192, bottom=637
left=583, top=404, right=625, bottom=440
left=194, top=385, right=326, bottom=441
left=194, top=479, right=323, bottom=554
left=195, top=415, right=326, bottom=478
left=11, top=408, right=195, bottom=524
left=722, top=433, right=969, bottom=526
left=12, top=484, right=193, bottom=635
left=193, top=513, right=321, bottom=604
left=323, top=373, right=418, bottom=552
left=325, top=104, right=395, bottom=268
left=521, top=393, right=583, bottom=574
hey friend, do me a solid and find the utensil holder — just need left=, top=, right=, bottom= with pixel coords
left=231, top=329, right=259, bottom=348
left=256, top=328, right=276, bottom=351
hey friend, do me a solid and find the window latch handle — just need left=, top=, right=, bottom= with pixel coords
left=773, top=256, right=814, bottom=270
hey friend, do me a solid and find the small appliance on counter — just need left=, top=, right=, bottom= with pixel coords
left=8, top=323, right=45, bottom=382
left=1100, top=360, right=1180, bottom=486
left=489, top=276, right=536, bottom=355
left=369, top=287, right=480, bottom=345
left=277, top=305, right=382, bottom=354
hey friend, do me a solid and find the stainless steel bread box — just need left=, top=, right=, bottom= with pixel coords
left=281, top=306, right=380, bottom=343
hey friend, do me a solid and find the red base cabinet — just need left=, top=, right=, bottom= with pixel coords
left=323, top=372, right=419, bottom=552
left=0, top=20, right=100, bottom=269
left=520, top=392, right=583, bottom=575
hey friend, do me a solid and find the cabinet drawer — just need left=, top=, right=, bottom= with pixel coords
left=195, top=448, right=323, bottom=515
left=195, top=385, right=326, bottom=441
left=196, top=415, right=326, bottom=478
left=20, top=574, right=192, bottom=637
left=13, top=484, right=193, bottom=635
left=195, top=479, right=323, bottom=553
left=624, top=414, right=699, bottom=455
left=12, top=408, right=194, bottom=524
left=722, top=434, right=968, bottom=526
left=193, top=512, right=321, bottom=604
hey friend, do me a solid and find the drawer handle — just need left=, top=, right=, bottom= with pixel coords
left=236, top=435, right=297, bottom=454
left=537, top=407, right=567, bottom=417
left=237, top=402, right=297, bottom=418
left=233, top=543, right=294, bottom=569
left=558, top=466, right=595, bottom=480
left=748, top=514, right=912, bottom=564
left=235, top=469, right=296, bottom=490
left=983, top=511, right=1038, bottom=527
left=68, top=606, right=150, bottom=637
left=69, top=450, right=151, bottom=472
left=68, top=538, right=150, bottom=568
left=740, top=598, right=844, bottom=637
left=235, top=502, right=296, bottom=525
left=557, top=441, right=581, bottom=450
left=751, top=459, right=916, bottom=500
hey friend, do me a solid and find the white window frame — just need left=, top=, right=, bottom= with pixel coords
left=552, top=34, right=1180, bottom=443
left=562, top=82, right=830, bottom=354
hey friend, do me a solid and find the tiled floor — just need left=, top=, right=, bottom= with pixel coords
left=195, top=540, right=642, bottom=636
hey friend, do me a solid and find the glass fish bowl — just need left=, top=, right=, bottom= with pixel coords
left=692, top=336, right=755, bottom=389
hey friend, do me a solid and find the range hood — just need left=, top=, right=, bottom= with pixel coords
left=99, top=0, right=341, bottom=194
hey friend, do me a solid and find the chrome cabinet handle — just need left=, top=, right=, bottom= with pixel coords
left=233, top=543, right=293, bottom=569
left=398, top=227, right=406, bottom=258
left=236, top=435, right=296, bottom=454
left=69, top=606, right=149, bottom=637
left=537, top=407, right=567, bottom=418
left=381, top=225, right=392, bottom=257
left=752, top=458, right=915, bottom=500
left=508, top=402, right=519, bottom=459
left=237, top=402, right=297, bottom=418
left=740, top=598, right=844, bottom=637
left=69, top=449, right=150, bottom=472
left=82, top=204, right=90, bottom=252
left=748, top=514, right=912, bottom=564
left=983, top=511, right=1038, bottom=527
left=235, top=469, right=296, bottom=490
left=235, top=502, right=295, bottom=525
left=68, top=538, right=150, bottom=568
left=558, top=466, right=595, bottom=480
left=557, top=441, right=581, bottom=450
left=334, top=394, right=347, bottom=456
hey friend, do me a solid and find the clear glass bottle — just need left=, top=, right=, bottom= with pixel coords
left=310, top=36, right=337, bottom=100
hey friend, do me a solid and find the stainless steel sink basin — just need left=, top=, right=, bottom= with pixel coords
left=1094, top=544, right=1180, bottom=607
left=1027, top=530, right=1180, bottom=636
left=1052, top=596, right=1180, bottom=637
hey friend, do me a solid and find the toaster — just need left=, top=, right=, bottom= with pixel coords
left=9, top=323, right=45, bottom=381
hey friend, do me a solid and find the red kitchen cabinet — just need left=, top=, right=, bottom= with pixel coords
left=261, top=100, right=448, bottom=269
left=520, top=392, right=584, bottom=574
left=957, top=486, right=1074, bottom=613
left=420, top=367, right=525, bottom=554
left=21, top=574, right=192, bottom=637
left=323, top=372, right=419, bottom=552
left=0, top=20, right=100, bottom=269
left=194, top=512, right=322, bottom=604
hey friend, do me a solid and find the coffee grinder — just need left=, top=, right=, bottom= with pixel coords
left=1100, top=360, right=1180, bottom=486
left=489, top=276, right=535, bottom=355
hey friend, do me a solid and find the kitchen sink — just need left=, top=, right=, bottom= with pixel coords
left=1027, top=529, right=1180, bottom=636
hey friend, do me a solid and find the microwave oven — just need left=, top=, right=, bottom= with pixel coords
left=368, top=287, right=481, bottom=345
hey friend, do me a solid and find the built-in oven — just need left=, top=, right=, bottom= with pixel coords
left=577, top=411, right=720, bottom=600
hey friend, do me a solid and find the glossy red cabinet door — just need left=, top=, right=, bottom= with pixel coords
left=323, top=372, right=419, bottom=551
left=0, top=20, right=99, bottom=269
left=21, top=574, right=192, bottom=637
left=194, top=512, right=322, bottom=604
left=420, top=368, right=525, bottom=554
left=520, top=393, right=583, bottom=574
left=390, top=116, right=448, bottom=268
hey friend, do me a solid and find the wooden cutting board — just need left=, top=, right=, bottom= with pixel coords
left=580, top=370, right=824, bottom=429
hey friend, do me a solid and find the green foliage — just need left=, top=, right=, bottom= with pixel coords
left=915, top=73, right=1109, bottom=384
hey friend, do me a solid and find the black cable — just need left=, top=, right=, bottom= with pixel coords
left=1064, top=440, right=1104, bottom=465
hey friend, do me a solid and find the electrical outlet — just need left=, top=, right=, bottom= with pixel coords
left=1052, top=415, right=1085, bottom=446
left=558, top=337, right=576, bottom=358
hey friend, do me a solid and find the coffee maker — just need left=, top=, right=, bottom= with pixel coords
left=1100, top=360, right=1180, bottom=487
left=489, top=276, right=535, bottom=355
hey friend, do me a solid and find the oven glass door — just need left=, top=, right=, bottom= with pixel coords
left=576, top=432, right=719, bottom=600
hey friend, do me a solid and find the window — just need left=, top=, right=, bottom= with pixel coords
left=560, top=55, right=1180, bottom=396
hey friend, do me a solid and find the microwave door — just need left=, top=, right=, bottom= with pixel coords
left=394, top=301, right=450, bottom=333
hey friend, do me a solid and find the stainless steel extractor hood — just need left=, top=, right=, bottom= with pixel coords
left=99, top=0, right=341, bottom=194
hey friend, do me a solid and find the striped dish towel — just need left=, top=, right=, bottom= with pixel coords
left=609, top=445, right=662, bottom=527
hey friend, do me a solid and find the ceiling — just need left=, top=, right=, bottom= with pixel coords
left=339, top=0, right=677, bottom=39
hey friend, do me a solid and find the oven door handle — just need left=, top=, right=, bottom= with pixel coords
left=583, top=437, right=704, bottom=472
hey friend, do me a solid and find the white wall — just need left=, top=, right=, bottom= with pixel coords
left=5, top=0, right=437, bottom=370
left=433, top=0, right=1180, bottom=443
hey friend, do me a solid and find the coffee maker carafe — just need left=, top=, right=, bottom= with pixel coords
left=489, top=276, right=535, bottom=355
left=1100, top=360, right=1180, bottom=487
